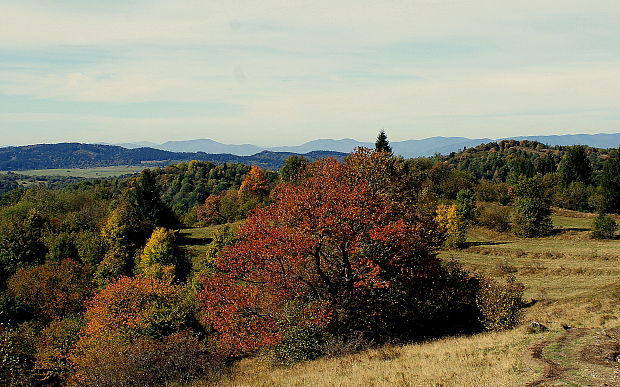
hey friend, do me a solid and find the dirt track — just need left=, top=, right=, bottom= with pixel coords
left=527, top=328, right=620, bottom=386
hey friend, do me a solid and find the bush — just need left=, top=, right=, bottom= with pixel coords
left=591, top=213, right=617, bottom=239
left=477, top=203, right=511, bottom=232
left=267, top=325, right=326, bottom=366
left=476, top=276, right=524, bottom=331
left=69, top=331, right=221, bottom=387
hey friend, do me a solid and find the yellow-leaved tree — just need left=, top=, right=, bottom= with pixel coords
left=136, top=227, right=186, bottom=282
left=434, top=203, right=467, bottom=248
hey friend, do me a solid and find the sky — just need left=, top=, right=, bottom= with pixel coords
left=1, top=0, right=620, bottom=147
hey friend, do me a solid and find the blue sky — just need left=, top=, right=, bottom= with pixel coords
left=1, top=0, right=619, bottom=146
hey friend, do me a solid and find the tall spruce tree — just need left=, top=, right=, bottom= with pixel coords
left=559, top=145, right=592, bottom=186
left=600, top=149, right=620, bottom=214
left=375, top=129, right=393, bottom=154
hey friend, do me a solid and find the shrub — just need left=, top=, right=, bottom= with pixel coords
left=267, top=325, right=326, bottom=366
left=69, top=331, right=221, bottom=387
left=70, top=277, right=199, bottom=384
left=476, top=276, right=524, bottom=331
left=591, top=212, right=617, bottom=239
left=477, top=203, right=511, bottom=232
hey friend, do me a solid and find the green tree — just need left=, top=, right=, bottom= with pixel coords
left=375, top=129, right=393, bottom=154
left=559, top=145, right=592, bottom=186
left=456, top=189, right=477, bottom=224
left=280, top=155, right=309, bottom=183
left=591, top=211, right=617, bottom=239
left=511, top=175, right=553, bottom=237
left=600, top=151, right=620, bottom=214
left=130, top=169, right=179, bottom=230
left=0, top=210, right=47, bottom=289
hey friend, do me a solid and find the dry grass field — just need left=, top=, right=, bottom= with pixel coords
left=191, top=208, right=620, bottom=386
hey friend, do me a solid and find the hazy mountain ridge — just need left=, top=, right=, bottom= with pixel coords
left=120, top=133, right=620, bottom=158
left=3, top=133, right=620, bottom=172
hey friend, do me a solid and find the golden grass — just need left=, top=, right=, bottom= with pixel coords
left=202, top=330, right=536, bottom=387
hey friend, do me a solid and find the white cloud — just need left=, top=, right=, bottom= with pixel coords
left=1, top=0, right=620, bottom=144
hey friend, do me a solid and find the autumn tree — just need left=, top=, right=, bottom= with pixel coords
left=239, top=165, right=269, bottom=197
left=199, top=157, right=481, bottom=356
left=435, top=203, right=467, bottom=248
left=70, top=276, right=197, bottom=383
left=8, top=259, right=94, bottom=322
left=136, top=227, right=187, bottom=281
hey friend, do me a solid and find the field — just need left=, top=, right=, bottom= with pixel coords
left=191, top=209, right=620, bottom=386
left=0, top=165, right=148, bottom=178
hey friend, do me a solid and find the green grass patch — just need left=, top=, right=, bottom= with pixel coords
left=0, top=165, right=148, bottom=178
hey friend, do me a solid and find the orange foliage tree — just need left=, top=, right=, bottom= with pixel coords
left=8, top=259, right=94, bottom=321
left=70, top=276, right=195, bottom=383
left=198, top=157, right=472, bottom=356
left=238, top=165, right=268, bottom=196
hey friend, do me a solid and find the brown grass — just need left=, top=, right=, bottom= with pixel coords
left=200, top=330, right=535, bottom=387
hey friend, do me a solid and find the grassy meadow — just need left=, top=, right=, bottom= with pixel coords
left=0, top=165, right=148, bottom=178
left=190, top=208, right=620, bottom=386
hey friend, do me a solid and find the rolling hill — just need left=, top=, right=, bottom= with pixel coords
left=0, top=143, right=346, bottom=171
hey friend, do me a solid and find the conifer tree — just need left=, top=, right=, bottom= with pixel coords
left=559, top=145, right=592, bottom=186
left=375, top=129, right=392, bottom=154
left=600, top=149, right=620, bottom=214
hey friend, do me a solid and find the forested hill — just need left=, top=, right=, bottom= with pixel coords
left=443, top=139, right=615, bottom=182
left=0, top=143, right=346, bottom=171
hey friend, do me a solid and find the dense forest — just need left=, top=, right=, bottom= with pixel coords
left=1, top=134, right=619, bottom=386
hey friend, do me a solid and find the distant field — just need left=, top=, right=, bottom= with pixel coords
left=0, top=165, right=148, bottom=178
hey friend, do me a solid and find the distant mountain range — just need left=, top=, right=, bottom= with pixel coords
left=3, top=132, right=619, bottom=172
left=113, top=133, right=620, bottom=158
left=0, top=143, right=345, bottom=172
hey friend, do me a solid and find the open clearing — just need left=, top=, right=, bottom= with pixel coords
left=189, top=208, right=620, bottom=386
left=0, top=165, right=147, bottom=178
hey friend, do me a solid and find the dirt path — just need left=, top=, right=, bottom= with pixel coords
left=527, top=328, right=620, bottom=386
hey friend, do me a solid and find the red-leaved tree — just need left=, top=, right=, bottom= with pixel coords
left=198, top=157, right=458, bottom=355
